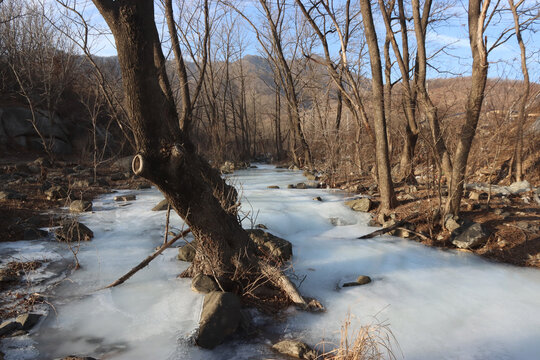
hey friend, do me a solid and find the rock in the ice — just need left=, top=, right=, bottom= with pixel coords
left=0, top=320, right=22, bottom=337
left=16, top=313, right=42, bottom=330
left=178, top=240, right=197, bottom=262
left=69, top=200, right=92, bottom=213
left=247, top=229, right=292, bottom=261
left=197, top=291, right=241, bottom=349
left=272, top=339, right=317, bottom=360
left=343, top=275, right=372, bottom=287
left=345, top=198, right=372, bottom=212
left=55, top=221, right=94, bottom=242
left=191, top=274, right=219, bottom=294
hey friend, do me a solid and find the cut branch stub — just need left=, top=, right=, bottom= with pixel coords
left=132, top=154, right=145, bottom=176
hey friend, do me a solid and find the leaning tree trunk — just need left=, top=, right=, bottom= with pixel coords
left=445, top=0, right=490, bottom=217
left=91, top=0, right=313, bottom=309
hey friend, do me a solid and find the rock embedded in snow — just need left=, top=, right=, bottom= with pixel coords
left=345, top=198, right=372, bottom=212
left=272, top=339, right=317, bottom=360
left=197, top=291, right=242, bottom=349
left=55, top=221, right=94, bottom=242
left=191, top=274, right=219, bottom=294
left=451, top=222, right=490, bottom=249
left=287, top=184, right=296, bottom=189
left=247, top=229, right=292, bottom=261
left=69, top=200, right=92, bottom=213
left=313, top=196, right=322, bottom=201
left=16, top=313, right=42, bottom=330
left=114, top=194, right=136, bottom=201
left=0, top=320, right=22, bottom=337
left=152, top=199, right=169, bottom=211
left=343, top=275, right=372, bottom=287
left=267, top=185, right=280, bottom=189
left=178, top=240, right=197, bottom=262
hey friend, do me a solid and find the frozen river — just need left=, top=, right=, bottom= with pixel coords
left=2, top=164, right=540, bottom=359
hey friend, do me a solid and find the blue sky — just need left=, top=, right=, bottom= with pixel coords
left=79, top=0, right=539, bottom=81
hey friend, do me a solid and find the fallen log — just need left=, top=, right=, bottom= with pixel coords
left=104, top=228, right=191, bottom=289
left=357, top=214, right=417, bottom=239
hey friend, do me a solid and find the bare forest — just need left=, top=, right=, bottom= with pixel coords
left=0, top=0, right=539, bottom=359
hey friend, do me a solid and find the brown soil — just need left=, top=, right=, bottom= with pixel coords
left=331, top=174, right=540, bottom=269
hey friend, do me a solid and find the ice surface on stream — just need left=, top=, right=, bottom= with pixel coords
left=2, top=164, right=540, bottom=359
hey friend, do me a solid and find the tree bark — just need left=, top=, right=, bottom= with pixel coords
left=91, top=0, right=314, bottom=310
left=359, top=0, right=397, bottom=212
left=445, top=0, right=490, bottom=217
left=508, top=0, right=530, bottom=182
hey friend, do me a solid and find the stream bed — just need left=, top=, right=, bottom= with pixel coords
left=1, top=164, right=540, bottom=359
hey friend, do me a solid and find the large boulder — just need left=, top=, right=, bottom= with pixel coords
left=451, top=222, right=490, bottom=249
left=272, top=340, right=317, bottom=360
left=55, top=221, right=94, bottom=242
left=345, top=198, right=372, bottom=212
left=197, top=291, right=242, bottom=349
left=0, top=107, right=72, bottom=154
left=246, top=229, right=292, bottom=261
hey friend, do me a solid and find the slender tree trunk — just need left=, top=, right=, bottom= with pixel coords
left=445, top=0, right=490, bottom=217
left=508, top=0, right=530, bottom=182
left=359, top=0, right=397, bottom=212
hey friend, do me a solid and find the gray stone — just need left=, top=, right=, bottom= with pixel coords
left=152, top=199, right=169, bottom=211
left=296, top=183, right=307, bottom=189
left=0, top=321, right=22, bottom=337
left=70, top=200, right=92, bottom=213
left=178, top=241, right=197, bottom=262
left=55, top=221, right=94, bottom=242
left=508, top=180, right=531, bottom=194
left=16, top=313, right=42, bottom=330
left=451, top=222, right=490, bottom=249
left=191, top=274, right=219, bottom=294
left=247, top=229, right=292, bottom=261
left=287, top=184, right=296, bottom=189
left=114, top=194, right=136, bottom=201
left=272, top=340, right=317, bottom=360
left=0, top=107, right=72, bottom=154
left=444, top=215, right=461, bottom=232
left=197, top=291, right=241, bottom=349
left=313, top=196, right=322, bottom=201
left=345, top=198, right=372, bottom=212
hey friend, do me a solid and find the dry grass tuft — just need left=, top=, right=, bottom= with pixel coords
left=320, top=313, right=400, bottom=360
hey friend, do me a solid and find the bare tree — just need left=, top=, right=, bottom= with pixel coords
left=359, top=0, right=397, bottom=211
left=90, top=0, right=317, bottom=310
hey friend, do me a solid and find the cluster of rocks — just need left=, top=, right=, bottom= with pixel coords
left=174, top=224, right=298, bottom=350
